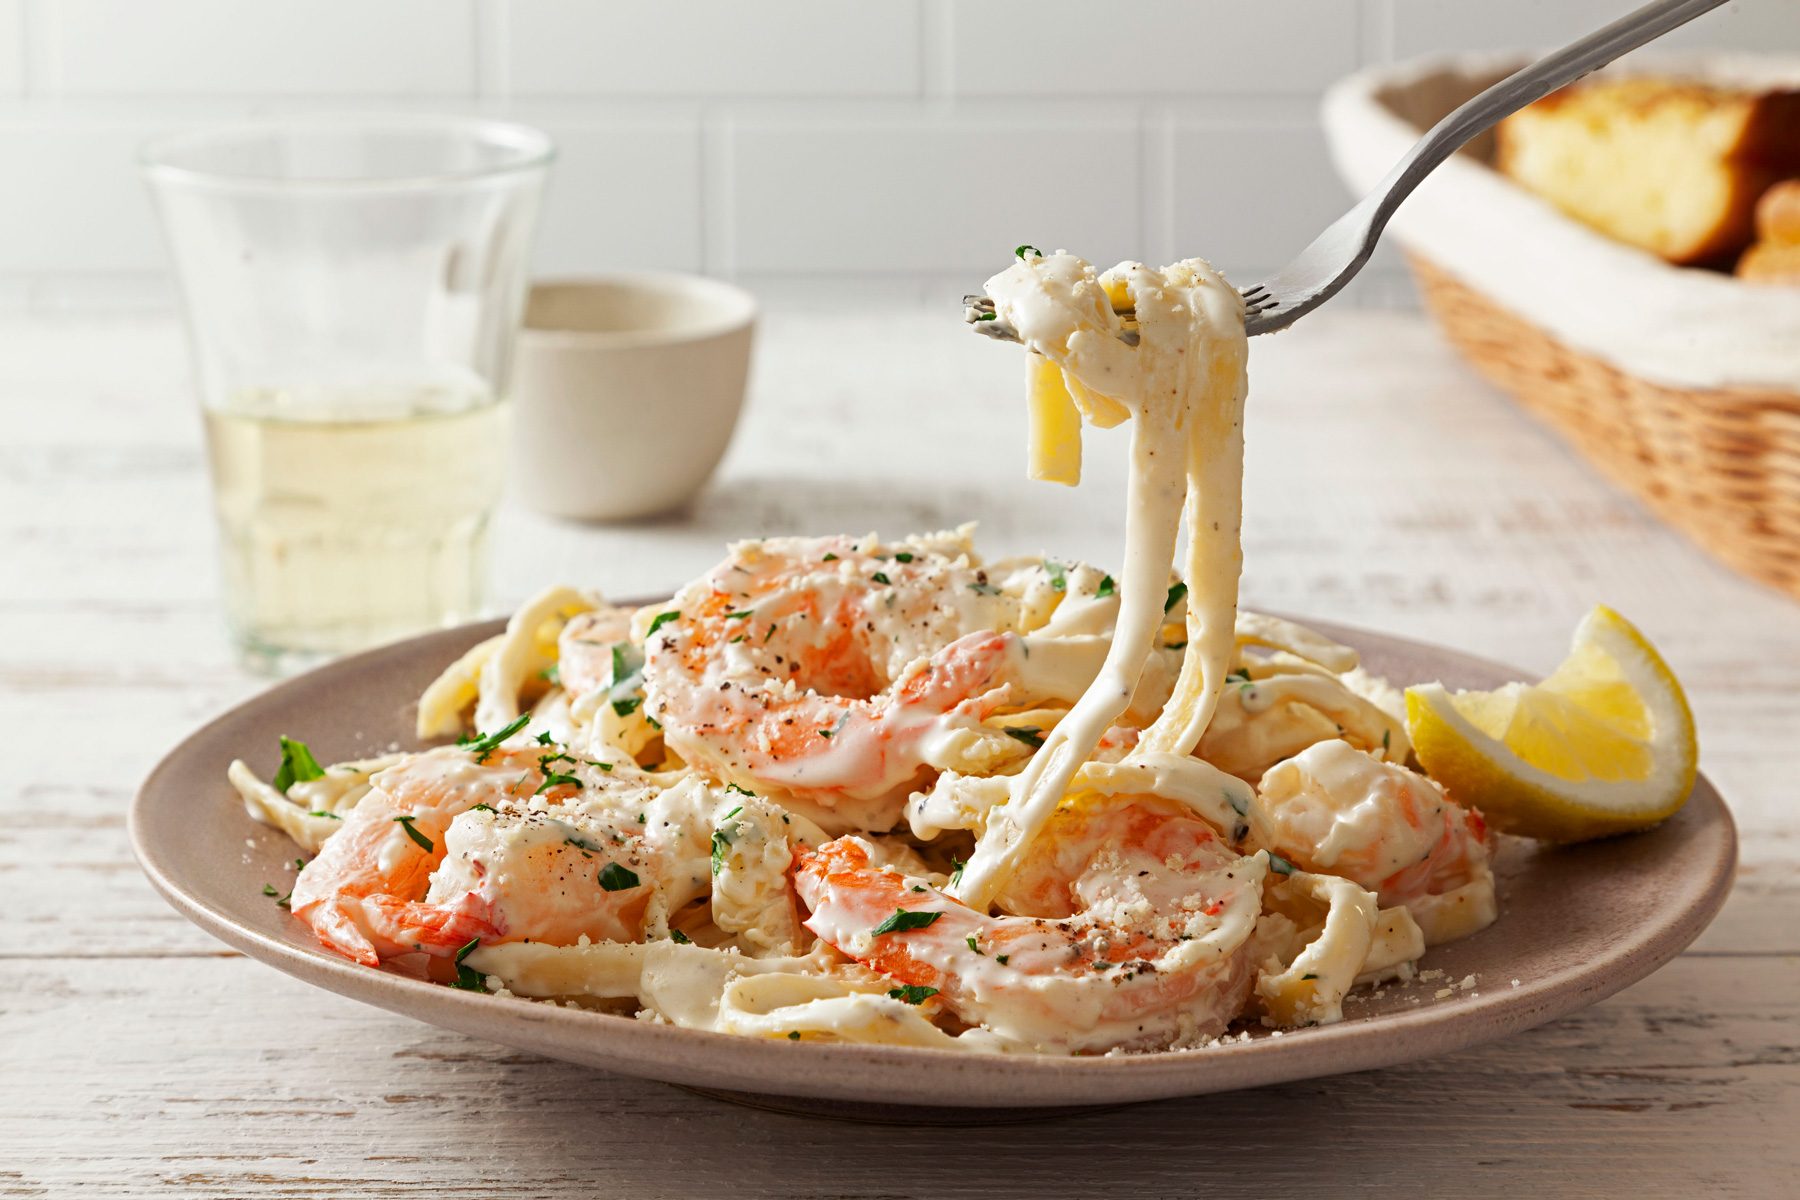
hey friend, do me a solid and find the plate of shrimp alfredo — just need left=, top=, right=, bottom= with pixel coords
left=135, top=251, right=1735, bottom=1114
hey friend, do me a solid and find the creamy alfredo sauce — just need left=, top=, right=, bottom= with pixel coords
left=954, top=254, right=1249, bottom=909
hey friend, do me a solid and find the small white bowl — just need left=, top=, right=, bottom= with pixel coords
left=511, top=274, right=756, bottom=520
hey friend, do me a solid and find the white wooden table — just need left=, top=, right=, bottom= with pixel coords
left=4, top=307, right=1796, bottom=1198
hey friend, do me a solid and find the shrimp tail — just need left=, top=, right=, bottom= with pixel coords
left=895, top=630, right=1019, bottom=712
left=296, top=899, right=383, bottom=968
left=363, top=893, right=502, bottom=957
left=790, top=837, right=875, bottom=914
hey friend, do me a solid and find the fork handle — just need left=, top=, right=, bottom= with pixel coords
left=1367, top=0, right=1730, bottom=234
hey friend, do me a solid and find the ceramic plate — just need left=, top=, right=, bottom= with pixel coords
left=132, top=614, right=1736, bottom=1114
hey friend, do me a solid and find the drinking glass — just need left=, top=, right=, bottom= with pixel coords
left=142, top=115, right=552, bottom=672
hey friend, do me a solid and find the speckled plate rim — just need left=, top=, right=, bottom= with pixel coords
left=131, top=613, right=1737, bottom=1110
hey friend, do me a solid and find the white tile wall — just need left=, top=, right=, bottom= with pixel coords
left=946, top=1, right=1360, bottom=96
left=1387, top=0, right=1798, bottom=58
left=499, top=0, right=922, bottom=96
left=38, top=0, right=478, bottom=96
left=0, top=117, right=169, bottom=272
left=0, top=1, right=21, bottom=96
left=519, top=113, right=703, bottom=273
left=0, top=0, right=1788, bottom=307
left=1165, top=117, right=1341, bottom=277
left=725, top=108, right=1141, bottom=274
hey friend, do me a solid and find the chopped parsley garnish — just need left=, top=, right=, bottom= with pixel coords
left=1302, top=973, right=1319, bottom=981
left=870, top=572, right=891, bottom=586
left=308, top=810, right=341, bottom=820
left=1164, top=581, right=1188, bottom=613
left=1267, top=851, right=1295, bottom=876
left=887, top=985, right=939, bottom=1005
left=822, top=553, right=838, bottom=562
left=598, top=863, right=640, bottom=891
left=975, top=311, right=998, bottom=322
left=1382, top=728, right=1392, bottom=752
left=261, top=884, right=277, bottom=896
left=470, top=803, right=496, bottom=813
left=710, top=808, right=742, bottom=876
left=536, top=762, right=584, bottom=795
left=669, top=929, right=692, bottom=944
left=646, top=610, right=681, bottom=637
left=817, top=711, right=851, bottom=741
left=459, top=712, right=532, bottom=762
left=725, top=609, right=753, bottom=620
left=966, top=935, right=982, bottom=955
left=968, top=580, right=1001, bottom=596
left=1226, top=667, right=1252, bottom=683
left=563, top=835, right=599, bottom=857
left=726, top=783, right=757, bottom=796
left=645, top=716, right=662, bottom=731
left=450, top=937, right=487, bottom=991
left=894, top=552, right=914, bottom=563
left=871, top=909, right=941, bottom=936
left=1044, top=560, right=1067, bottom=591
left=539, top=663, right=560, bottom=685
left=604, top=642, right=648, bottom=717
left=535, top=730, right=556, bottom=745
left=950, top=858, right=966, bottom=887
left=1015, top=244, right=1043, bottom=259
left=392, top=815, right=434, bottom=853
left=273, top=736, right=325, bottom=792
left=729, top=634, right=746, bottom=644
left=995, top=954, right=1010, bottom=965
left=787, top=1030, right=802, bottom=1040
left=1096, top=575, right=1116, bottom=598
left=1003, top=726, right=1045, bottom=749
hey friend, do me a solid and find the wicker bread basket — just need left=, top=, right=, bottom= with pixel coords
left=1324, top=54, right=1800, bottom=600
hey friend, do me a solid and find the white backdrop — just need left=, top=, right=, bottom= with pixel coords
left=1, top=0, right=1793, bottom=311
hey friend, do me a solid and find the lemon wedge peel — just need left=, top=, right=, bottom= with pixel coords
left=1405, top=606, right=1698, bottom=844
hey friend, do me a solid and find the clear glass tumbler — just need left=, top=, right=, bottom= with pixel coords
left=142, top=116, right=552, bottom=672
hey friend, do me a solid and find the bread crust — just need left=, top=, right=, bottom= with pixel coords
left=1737, top=240, right=1800, bottom=285
left=1496, top=79, right=1800, bottom=266
left=1754, top=181, right=1800, bottom=245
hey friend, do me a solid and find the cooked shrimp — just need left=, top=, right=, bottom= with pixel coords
left=291, top=744, right=670, bottom=966
left=793, top=795, right=1266, bottom=1053
left=1255, top=739, right=1492, bottom=941
left=419, top=794, right=660, bottom=953
left=556, top=606, right=639, bottom=702
left=1199, top=666, right=1409, bottom=782
left=642, top=534, right=1054, bottom=832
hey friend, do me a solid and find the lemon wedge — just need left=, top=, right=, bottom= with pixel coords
left=1405, top=606, right=1697, bottom=842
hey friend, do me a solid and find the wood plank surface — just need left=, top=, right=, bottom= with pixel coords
left=2, top=308, right=1794, bottom=1197
left=6, top=954, right=1795, bottom=1198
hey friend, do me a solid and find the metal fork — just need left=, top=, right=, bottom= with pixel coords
left=966, top=0, right=1728, bottom=343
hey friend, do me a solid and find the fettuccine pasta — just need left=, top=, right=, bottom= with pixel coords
left=228, top=250, right=1501, bottom=1055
